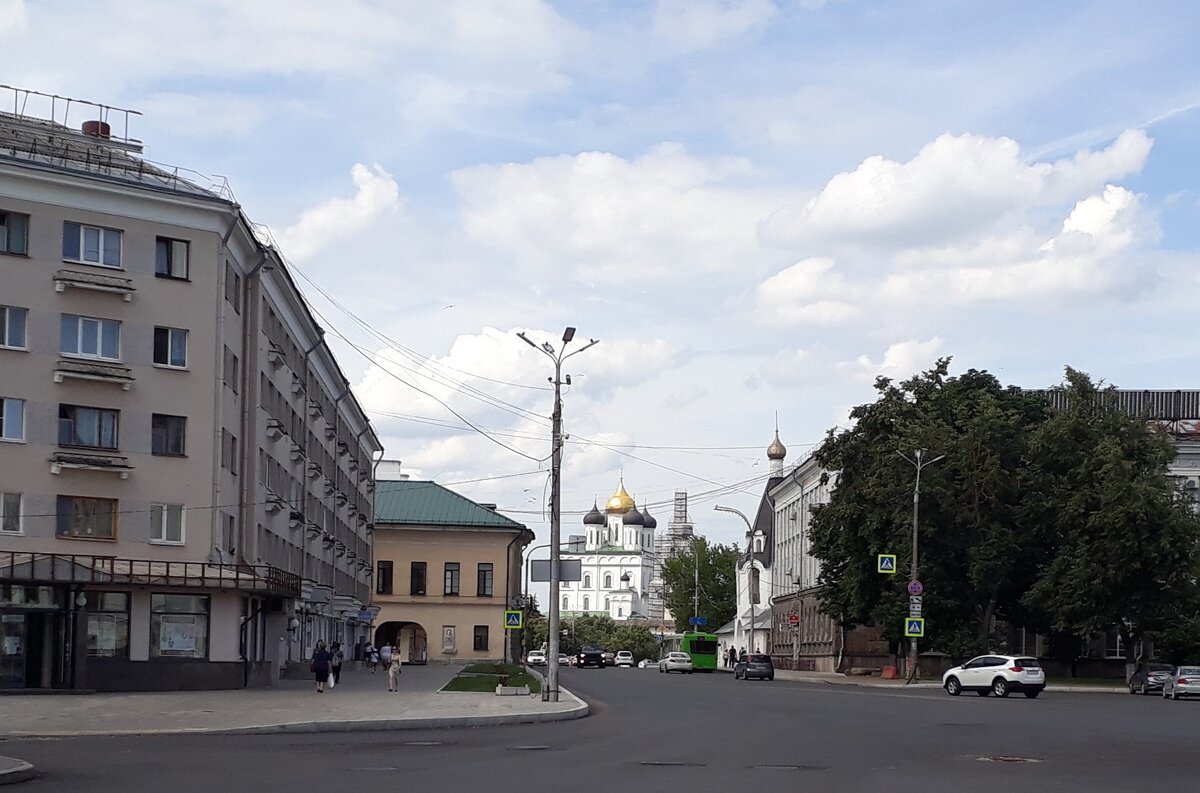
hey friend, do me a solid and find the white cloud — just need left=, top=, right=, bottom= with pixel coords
left=0, top=0, right=28, bottom=35
left=275, top=164, right=402, bottom=261
left=753, top=257, right=859, bottom=326
left=453, top=143, right=792, bottom=282
left=652, top=0, right=776, bottom=52
left=843, top=337, right=944, bottom=382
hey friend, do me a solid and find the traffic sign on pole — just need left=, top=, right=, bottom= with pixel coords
left=877, top=554, right=897, bottom=574
left=689, top=616, right=708, bottom=626
left=909, top=596, right=923, bottom=616
left=907, top=580, right=924, bottom=596
left=905, top=618, right=925, bottom=637
left=788, top=614, right=800, bottom=626
left=504, top=610, right=524, bottom=630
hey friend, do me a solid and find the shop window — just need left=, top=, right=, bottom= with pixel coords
left=85, top=592, right=130, bottom=658
left=150, top=593, right=209, bottom=659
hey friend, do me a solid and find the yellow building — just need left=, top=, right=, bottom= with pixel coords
left=371, top=479, right=532, bottom=664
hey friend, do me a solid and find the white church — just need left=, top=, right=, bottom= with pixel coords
left=560, top=478, right=659, bottom=622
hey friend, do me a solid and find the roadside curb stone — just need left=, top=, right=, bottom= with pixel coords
left=0, top=757, right=35, bottom=786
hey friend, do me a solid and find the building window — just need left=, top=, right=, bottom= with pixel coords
left=223, top=347, right=239, bottom=393
left=0, top=210, right=29, bottom=255
left=149, top=503, right=184, bottom=544
left=376, top=560, right=394, bottom=594
left=58, top=404, right=119, bottom=449
left=444, top=562, right=460, bottom=596
left=604, top=574, right=612, bottom=588
left=618, top=607, right=623, bottom=617
left=604, top=597, right=610, bottom=611
left=220, top=429, right=239, bottom=473
left=63, top=222, right=122, bottom=268
left=61, top=314, right=120, bottom=361
left=1106, top=633, right=1126, bottom=659
left=85, top=592, right=130, bottom=658
left=225, top=261, right=241, bottom=312
left=476, top=563, right=493, bottom=597
left=150, top=593, right=209, bottom=659
left=0, top=397, right=24, bottom=441
left=155, top=237, right=189, bottom=279
left=153, top=326, right=188, bottom=369
left=151, top=414, right=187, bottom=456
left=0, top=306, right=27, bottom=349
left=0, top=492, right=21, bottom=534
left=750, top=566, right=761, bottom=605
left=582, top=596, right=590, bottom=611
left=410, top=561, right=426, bottom=596
left=56, top=495, right=117, bottom=540
left=473, top=625, right=489, bottom=652
left=583, top=574, right=591, bottom=589
left=562, top=595, right=568, bottom=610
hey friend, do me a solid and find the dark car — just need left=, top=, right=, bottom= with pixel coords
left=577, top=646, right=604, bottom=668
left=1129, top=662, right=1174, bottom=695
left=735, top=653, right=775, bottom=681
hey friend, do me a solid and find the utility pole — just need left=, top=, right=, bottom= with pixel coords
left=693, top=538, right=699, bottom=622
left=896, top=449, right=944, bottom=683
left=518, top=327, right=598, bottom=703
left=714, top=505, right=754, bottom=653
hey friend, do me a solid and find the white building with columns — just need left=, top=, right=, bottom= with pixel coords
left=560, top=479, right=660, bottom=622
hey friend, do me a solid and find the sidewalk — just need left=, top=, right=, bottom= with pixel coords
left=716, top=665, right=1126, bottom=693
left=0, top=663, right=587, bottom=739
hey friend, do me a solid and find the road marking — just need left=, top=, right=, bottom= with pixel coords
left=640, top=761, right=706, bottom=767
left=512, top=745, right=551, bottom=750
left=976, top=756, right=1043, bottom=764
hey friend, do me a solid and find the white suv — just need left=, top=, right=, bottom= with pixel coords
left=942, top=654, right=1045, bottom=699
left=615, top=650, right=634, bottom=667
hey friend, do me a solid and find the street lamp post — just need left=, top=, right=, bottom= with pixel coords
left=518, top=327, right=598, bottom=703
left=714, top=504, right=755, bottom=654
left=896, top=449, right=944, bottom=683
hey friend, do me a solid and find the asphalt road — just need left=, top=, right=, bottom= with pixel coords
left=6, top=668, right=1197, bottom=793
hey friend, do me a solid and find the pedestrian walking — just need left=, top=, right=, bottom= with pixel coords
left=380, top=641, right=393, bottom=668
left=330, top=641, right=344, bottom=686
left=363, top=641, right=377, bottom=672
left=311, top=640, right=333, bottom=693
left=387, top=642, right=403, bottom=692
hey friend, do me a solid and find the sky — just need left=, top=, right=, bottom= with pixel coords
left=4, top=0, right=1200, bottom=561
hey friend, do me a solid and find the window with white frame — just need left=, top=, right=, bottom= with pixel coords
left=1105, top=632, right=1125, bottom=659
left=153, top=326, right=187, bottom=368
left=0, top=492, right=21, bottom=534
left=61, top=314, right=120, bottom=360
left=63, top=222, right=122, bottom=268
left=58, top=404, right=119, bottom=449
left=604, top=573, right=612, bottom=588
left=0, top=210, right=29, bottom=255
left=0, top=306, right=27, bottom=349
left=150, top=503, right=184, bottom=544
left=155, top=237, right=189, bottom=279
left=56, top=495, right=117, bottom=540
left=1, top=397, right=26, bottom=441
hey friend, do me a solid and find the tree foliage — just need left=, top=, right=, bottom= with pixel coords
left=808, top=361, right=1200, bottom=662
left=523, top=613, right=659, bottom=661
left=660, top=538, right=740, bottom=630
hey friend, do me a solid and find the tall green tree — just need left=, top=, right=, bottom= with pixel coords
left=661, top=538, right=740, bottom=629
left=1022, top=369, right=1200, bottom=662
left=808, top=360, right=1047, bottom=656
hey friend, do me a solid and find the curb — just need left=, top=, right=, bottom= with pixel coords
left=0, top=691, right=589, bottom=739
left=0, top=757, right=35, bottom=786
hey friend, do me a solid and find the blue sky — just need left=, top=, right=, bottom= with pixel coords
left=4, top=0, right=1199, bottom=554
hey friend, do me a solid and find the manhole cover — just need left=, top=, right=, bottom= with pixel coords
left=640, top=761, right=706, bottom=767
left=977, top=756, right=1043, bottom=764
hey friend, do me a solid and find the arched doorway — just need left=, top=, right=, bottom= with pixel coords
left=375, top=621, right=428, bottom=664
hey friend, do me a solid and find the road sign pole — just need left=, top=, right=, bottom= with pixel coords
left=897, top=449, right=943, bottom=684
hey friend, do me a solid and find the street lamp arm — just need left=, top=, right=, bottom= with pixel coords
left=562, top=339, right=600, bottom=362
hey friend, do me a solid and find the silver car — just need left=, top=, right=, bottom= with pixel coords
left=1162, top=666, right=1200, bottom=700
left=658, top=651, right=694, bottom=674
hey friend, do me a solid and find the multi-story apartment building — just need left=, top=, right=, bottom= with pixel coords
left=0, top=89, right=381, bottom=691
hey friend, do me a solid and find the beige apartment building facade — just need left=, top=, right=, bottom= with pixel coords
left=0, top=89, right=381, bottom=691
left=371, top=475, right=532, bottom=665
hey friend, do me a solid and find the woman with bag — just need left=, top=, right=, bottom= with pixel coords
left=386, top=642, right=403, bottom=692
left=311, top=640, right=333, bottom=693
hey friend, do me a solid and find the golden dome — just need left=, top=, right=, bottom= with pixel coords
left=604, top=478, right=635, bottom=514
left=767, top=430, right=787, bottom=461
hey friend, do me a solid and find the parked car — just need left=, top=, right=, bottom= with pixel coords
left=601, top=651, right=615, bottom=667
left=615, top=650, right=634, bottom=667
left=942, top=654, right=1045, bottom=699
left=735, top=653, right=775, bottom=681
left=638, top=659, right=651, bottom=668
left=658, top=652, right=694, bottom=674
left=526, top=650, right=547, bottom=667
left=558, top=653, right=570, bottom=666
left=1162, top=666, right=1200, bottom=700
left=1129, top=662, right=1175, bottom=695
left=577, top=646, right=605, bottom=668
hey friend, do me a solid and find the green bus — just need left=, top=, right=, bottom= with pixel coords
left=681, top=631, right=719, bottom=671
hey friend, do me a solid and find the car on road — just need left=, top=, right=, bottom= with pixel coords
left=526, top=650, right=547, bottom=667
left=615, top=651, right=634, bottom=667
left=1129, top=662, right=1175, bottom=695
left=942, top=654, right=1045, bottom=699
left=577, top=646, right=605, bottom=668
left=659, top=652, right=694, bottom=674
left=558, top=653, right=570, bottom=666
left=735, top=653, right=775, bottom=681
left=601, top=651, right=615, bottom=667
left=1162, top=666, right=1200, bottom=700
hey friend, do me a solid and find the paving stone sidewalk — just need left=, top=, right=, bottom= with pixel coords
left=0, top=663, right=586, bottom=739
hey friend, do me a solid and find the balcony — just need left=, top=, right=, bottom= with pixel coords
left=53, top=268, right=136, bottom=302
left=50, top=451, right=134, bottom=479
left=267, top=347, right=284, bottom=370
left=265, top=419, right=285, bottom=441
left=53, top=359, right=135, bottom=390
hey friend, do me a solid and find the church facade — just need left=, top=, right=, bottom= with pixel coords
left=560, top=479, right=659, bottom=622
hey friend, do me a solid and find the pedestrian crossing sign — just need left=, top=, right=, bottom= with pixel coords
left=905, top=618, right=925, bottom=638
left=504, top=610, right=524, bottom=630
left=877, top=554, right=897, bottom=574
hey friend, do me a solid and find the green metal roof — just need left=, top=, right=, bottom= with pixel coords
left=374, top=480, right=528, bottom=531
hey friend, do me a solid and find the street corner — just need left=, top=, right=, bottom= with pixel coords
left=0, top=757, right=36, bottom=787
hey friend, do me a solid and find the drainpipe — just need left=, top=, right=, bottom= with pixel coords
left=299, top=334, right=324, bottom=637
left=237, top=250, right=270, bottom=568
left=211, top=211, right=240, bottom=564
left=504, top=531, right=521, bottom=663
